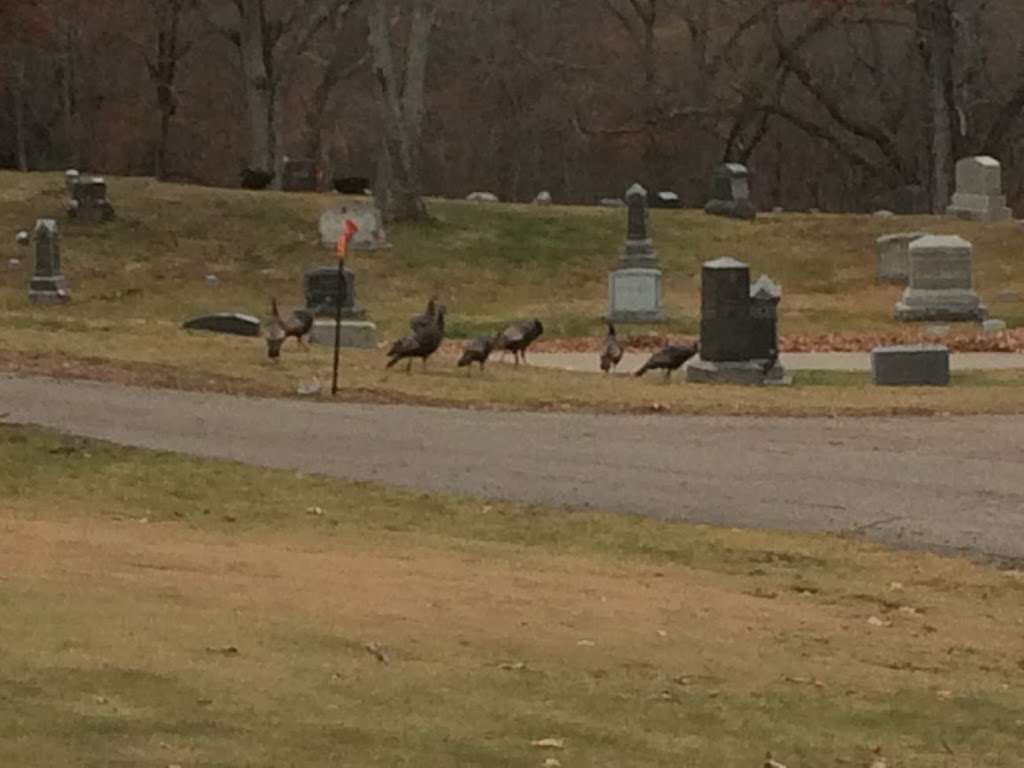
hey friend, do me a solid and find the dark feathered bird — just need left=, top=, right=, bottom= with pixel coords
left=409, top=297, right=438, bottom=335
left=494, top=319, right=544, bottom=365
left=599, top=322, right=624, bottom=373
left=457, top=333, right=497, bottom=373
left=386, top=305, right=446, bottom=372
left=761, top=349, right=779, bottom=376
left=265, top=298, right=314, bottom=359
left=634, top=343, right=698, bottom=381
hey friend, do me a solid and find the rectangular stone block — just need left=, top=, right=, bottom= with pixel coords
left=309, top=319, right=378, bottom=349
left=876, top=232, right=927, bottom=284
left=608, top=267, right=663, bottom=323
left=871, top=345, right=950, bottom=386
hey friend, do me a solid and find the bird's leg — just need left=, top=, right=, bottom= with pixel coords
left=406, top=359, right=413, bottom=374
left=664, top=369, right=671, bottom=383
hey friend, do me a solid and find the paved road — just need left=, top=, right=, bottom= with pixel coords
left=3, top=375, right=1023, bottom=561
left=531, top=351, right=1024, bottom=375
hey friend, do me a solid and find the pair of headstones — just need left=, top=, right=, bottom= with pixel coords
left=705, top=163, right=756, bottom=220
left=65, top=170, right=115, bottom=222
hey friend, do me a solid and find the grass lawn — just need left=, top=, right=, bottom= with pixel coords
left=2, top=171, right=1023, bottom=416
left=1, top=424, right=1023, bottom=767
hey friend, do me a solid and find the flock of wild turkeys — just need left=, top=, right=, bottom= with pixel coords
left=266, top=296, right=698, bottom=379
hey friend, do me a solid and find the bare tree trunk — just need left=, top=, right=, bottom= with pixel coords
left=239, top=0, right=274, bottom=175
left=916, top=0, right=957, bottom=212
left=368, top=0, right=434, bottom=222
left=11, top=55, right=29, bottom=171
left=59, top=23, right=81, bottom=168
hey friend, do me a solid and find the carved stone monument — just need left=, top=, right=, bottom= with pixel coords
left=872, top=345, right=950, bottom=386
left=319, top=204, right=390, bottom=251
left=68, top=176, right=115, bottom=222
left=64, top=169, right=80, bottom=200
left=876, top=232, right=928, bottom=284
left=607, top=183, right=664, bottom=323
left=303, top=266, right=377, bottom=349
left=686, top=257, right=788, bottom=384
left=946, top=156, right=1012, bottom=222
left=704, top=163, right=756, bottom=220
left=28, top=219, right=70, bottom=304
left=894, top=235, right=987, bottom=322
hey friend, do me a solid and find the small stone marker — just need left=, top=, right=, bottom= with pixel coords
left=876, top=232, right=928, bottom=284
left=687, top=257, right=788, bottom=384
left=607, top=183, right=664, bottom=323
left=599, top=197, right=626, bottom=208
left=653, top=191, right=681, bottom=209
left=466, top=191, right=499, bottom=203
left=28, top=219, right=70, bottom=304
left=533, top=190, right=553, bottom=205
left=183, top=313, right=261, bottom=337
left=308, top=319, right=377, bottom=349
left=704, top=163, right=756, bottom=220
left=894, top=235, right=987, bottom=322
left=64, top=169, right=80, bottom=199
left=871, top=345, right=950, bottom=386
left=982, top=318, right=1007, bottom=333
left=281, top=157, right=318, bottom=192
left=319, top=204, right=389, bottom=251
left=68, top=176, right=115, bottom=222
left=945, top=156, right=1012, bottom=222
left=15, top=230, right=30, bottom=246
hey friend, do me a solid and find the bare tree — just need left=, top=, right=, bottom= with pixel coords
left=368, top=0, right=435, bottom=221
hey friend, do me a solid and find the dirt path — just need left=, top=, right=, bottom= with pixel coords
left=3, top=374, right=1023, bottom=561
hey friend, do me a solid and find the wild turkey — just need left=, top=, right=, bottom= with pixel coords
left=599, top=322, right=624, bottom=373
left=634, top=342, right=698, bottom=381
left=264, top=298, right=314, bottom=359
left=457, top=333, right=498, bottom=373
left=495, top=318, right=544, bottom=365
left=409, top=297, right=438, bottom=335
left=760, top=349, right=779, bottom=377
left=386, top=305, right=446, bottom=372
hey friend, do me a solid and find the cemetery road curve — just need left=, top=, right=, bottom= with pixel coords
left=3, top=375, right=1024, bottom=562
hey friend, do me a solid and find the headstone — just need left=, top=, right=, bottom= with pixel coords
left=704, top=163, right=756, bottom=220
left=652, top=191, right=681, bottom=209
left=873, top=210, right=895, bottom=218
left=318, top=204, right=389, bottom=251
left=182, top=313, right=261, bottom=337
left=607, top=183, right=663, bottom=323
left=205, top=274, right=221, bottom=286
left=876, top=232, right=928, bottom=284
left=599, top=197, right=626, bottom=208
left=303, top=266, right=366, bottom=319
left=64, top=169, right=80, bottom=199
left=686, top=257, right=789, bottom=385
left=533, top=190, right=553, bottom=205
left=28, top=219, right=70, bottom=304
left=749, top=275, right=781, bottom=361
left=945, top=156, right=1012, bottom=222
left=308, top=319, right=377, bottom=349
left=281, top=157, right=318, bottom=192
left=15, top=230, right=30, bottom=246
left=68, top=176, right=115, bottom=222
left=466, top=191, right=499, bottom=203
left=982, top=318, right=1007, bottom=333
left=871, top=345, right=950, bottom=386
left=894, top=235, right=987, bottom=322
left=9, top=258, right=21, bottom=269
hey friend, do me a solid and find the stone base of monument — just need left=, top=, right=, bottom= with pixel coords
left=685, top=358, right=791, bottom=386
left=704, top=199, right=757, bottom=221
left=309, top=319, right=378, bottom=349
left=894, top=290, right=987, bottom=322
left=871, top=345, right=949, bottom=386
left=945, top=193, right=1011, bottom=222
left=28, top=276, right=70, bottom=304
left=607, top=267, right=664, bottom=323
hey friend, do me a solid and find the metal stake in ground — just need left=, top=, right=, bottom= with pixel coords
left=332, top=219, right=359, bottom=395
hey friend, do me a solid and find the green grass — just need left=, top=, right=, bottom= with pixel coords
left=2, top=424, right=1024, bottom=767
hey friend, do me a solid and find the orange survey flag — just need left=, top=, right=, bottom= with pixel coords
left=336, top=219, right=359, bottom=261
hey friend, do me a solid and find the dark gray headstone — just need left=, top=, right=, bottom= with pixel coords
left=303, top=266, right=366, bottom=319
left=871, top=345, right=950, bottom=386
left=620, top=182, right=657, bottom=267
left=749, top=275, right=781, bottom=360
left=282, top=158, right=318, bottom=192
left=64, top=169, right=80, bottom=199
left=28, top=219, right=70, bottom=304
left=700, top=257, right=751, bottom=361
left=705, top=163, right=756, bottom=220
left=69, top=177, right=115, bottom=222
left=183, top=313, right=261, bottom=337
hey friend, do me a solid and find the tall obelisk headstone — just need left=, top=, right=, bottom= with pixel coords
left=28, top=219, right=70, bottom=304
left=607, top=183, right=664, bottom=323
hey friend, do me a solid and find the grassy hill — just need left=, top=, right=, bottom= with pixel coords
left=2, top=172, right=1023, bottom=416
left=3, top=172, right=1022, bottom=338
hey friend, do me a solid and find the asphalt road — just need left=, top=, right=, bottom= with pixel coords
left=3, top=375, right=1023, bottom=561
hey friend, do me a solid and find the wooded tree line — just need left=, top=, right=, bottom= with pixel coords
left=3, top=0, right=1024, bottom=219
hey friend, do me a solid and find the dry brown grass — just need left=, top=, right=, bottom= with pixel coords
left=1, top=425, right=1023, bottom=766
